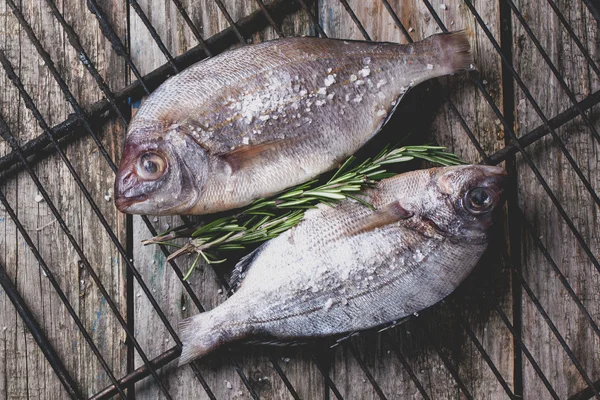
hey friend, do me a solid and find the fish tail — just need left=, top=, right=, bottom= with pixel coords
left=423, top=30, right=474, bottom=73
left=178, top=312, right=224, bottom=366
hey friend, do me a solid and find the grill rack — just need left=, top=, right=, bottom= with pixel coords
left=0, top=0, right=598, bottom=399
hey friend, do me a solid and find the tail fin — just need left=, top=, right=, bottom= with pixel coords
left=178, top=312, right=223, bottom=366
left=427, top=30, right=474, bottom=73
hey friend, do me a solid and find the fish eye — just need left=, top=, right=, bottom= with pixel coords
left=136, top=152, right=166, bottom=180
left=465, top=187, right=493, bottom=214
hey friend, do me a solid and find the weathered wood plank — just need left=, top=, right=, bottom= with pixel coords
left=318, top=0, right=513, bottom=398
left=0, top=0, right=129, bottom=397
left=512, top=0, right=600, bottom=398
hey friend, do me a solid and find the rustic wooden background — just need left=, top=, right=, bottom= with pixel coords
left=1, top=0, right=599, bottom=398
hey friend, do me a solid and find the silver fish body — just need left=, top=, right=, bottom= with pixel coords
left=115, top=33, right=474, bottom=215
left=178, top=165, right=506, bottom=365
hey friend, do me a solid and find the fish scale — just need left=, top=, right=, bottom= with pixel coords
left=177, top=165, right=506, bottom=365
left=115, top=32, right=474, bottom=215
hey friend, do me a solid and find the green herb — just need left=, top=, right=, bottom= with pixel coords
left=143, top=145, right=463, bottom=279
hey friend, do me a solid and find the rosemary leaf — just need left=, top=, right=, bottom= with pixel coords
left=145, top=145, right=464, bottom=280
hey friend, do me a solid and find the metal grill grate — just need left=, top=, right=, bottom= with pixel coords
left=0, top=0, right=599, bottom=399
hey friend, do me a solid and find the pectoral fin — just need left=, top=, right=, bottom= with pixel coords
left=221, top=137, right=302, bottom=173
left=347, top=201, right=413, bottom=236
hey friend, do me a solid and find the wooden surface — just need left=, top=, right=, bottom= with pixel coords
left=512, top=0, right=600, bottom=398
left=0, top=0, right=599, bottom=399
left=0, top=0, right=129, bottom=398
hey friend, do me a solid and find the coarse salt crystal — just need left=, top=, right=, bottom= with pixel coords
left=324, top=74, right=336, bottom=86
left=427, top=64, right=434, bottom=70
left=349, top=74, right=357, bottom=82
left=440, top=4, right=447, bottom=10
left=34, top=194, right=44, bottom=203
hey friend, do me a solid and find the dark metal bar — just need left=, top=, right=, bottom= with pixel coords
left=169, top=0, right=213, bottom=56
left=86, top=0, right=151, bottom=94
left=379, top=0, right=412, bottom=42
left=427, top=0, right=600, bottom=213
left=582, top=0, right=600, bottom=24
left=569, top=381, right=600, bottom=400
left=312, top=352, right=344, bottom=400
left=0, top=262, right=84, bottom=400
left=494, top=306, right=560, bottom=400
left=345, top=343, right=388, bottom=400
left=517, top=208, right=600, bottom=339
left=254, top=0, right=285, bottom=37
left=497, top=243, right=600, bottom=399
left=411, top=318, right=474, bottom=400
left=338, top=0, right=371, bottom=40
left=268, top=355, right=301, bottom=400
left=447, top=0, right=600, bottom=274
left=382, top=331, right=431, bottom=400
left=0, top=51, right=172, bottom=398
left=518, top=275, right=600, bottom=399
left=545, top=0, right=600, bottom=77
left=507, top=0, right=600, bottom=147
left=91, top=347, right=180, bottom=400
left=434, top=347, right=474, bottom=400
left=43, top=0, right=128, bottom=126
left=450, top=305, right=517, bottom=399
left=296, top=0, right=327, bottom=37
left=128, top=0, right=180, bottom=72
left=213, top=0, right=247, bottom=44
left=379, top=0, right=491, bottom=163
left=418, top=2, right=599, bottom=396
left=0, top=152, right=127, bottom=399
left=0, top=0, right=306, bottom=182
left=37, top=1, right=219, bottom=395
left=488, top=89, right=600, bottom=165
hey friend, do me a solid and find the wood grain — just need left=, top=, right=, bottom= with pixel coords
left=512, top=0, right=600, bottom=398
left=0, top=0, right=128, bottom=397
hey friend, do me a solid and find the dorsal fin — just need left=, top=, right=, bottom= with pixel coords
left=346, top=201, right=413, bottom=236
left=228, top=245, right=266, bottom=292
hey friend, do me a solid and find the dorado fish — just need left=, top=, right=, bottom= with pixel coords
left=178, top=164, right=506, bottom=365
left=115, top=33, right=474, bottom=215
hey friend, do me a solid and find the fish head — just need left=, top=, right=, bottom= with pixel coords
left=424, top=165, right=507, bottom=237
left=114, top=122, right=209, bottom=215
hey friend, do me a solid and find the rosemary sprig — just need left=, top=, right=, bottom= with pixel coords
left=143, top=145, right=463, bottom=279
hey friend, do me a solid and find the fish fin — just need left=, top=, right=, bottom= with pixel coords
left=178, top=313, right=222, bottom=366
left=434, top=30, right=474, bottom=72
left=221, top=139, right=293, bottom=173
left=376, top=90, right=408, bottom=133
left=229, top=245, right=266, bottom=292
left=347, top=201, right=413, bottom=236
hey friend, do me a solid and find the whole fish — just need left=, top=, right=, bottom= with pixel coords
left=178, top=165, right=506, bottom=365
left=115, top=32, right=474, bottom=215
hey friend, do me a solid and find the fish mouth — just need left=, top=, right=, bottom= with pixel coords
left=114, top=192, right=148, bottom=212
left=114, top=167, right=148, bottom=212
